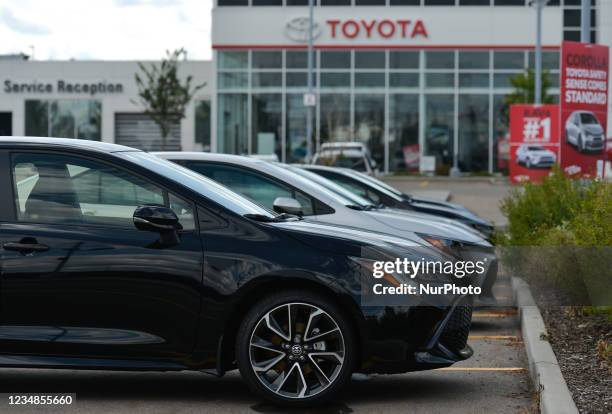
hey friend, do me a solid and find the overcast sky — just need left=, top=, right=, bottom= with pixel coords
left=0, top=0, right=213, bottom=61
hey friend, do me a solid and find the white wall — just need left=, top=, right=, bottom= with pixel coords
left=0, top=60, right=213, bottom=150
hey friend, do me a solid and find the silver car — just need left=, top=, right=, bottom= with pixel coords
left=565, top=111, right=605, bottom=153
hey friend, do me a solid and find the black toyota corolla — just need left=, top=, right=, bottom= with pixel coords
left=0, top=137, right=473, bottom=406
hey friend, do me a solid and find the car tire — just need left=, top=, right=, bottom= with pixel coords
left=236, top=290, right=355, bottom=407
left=578, top=134, right=584, bottom=152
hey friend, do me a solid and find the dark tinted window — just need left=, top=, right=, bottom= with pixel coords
left=218, top=0, right=248, bottom=5
left=317, top=171, right=382, bottom=204
left=185, top=162, right=316, bottom=216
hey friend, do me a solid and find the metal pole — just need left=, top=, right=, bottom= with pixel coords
left=580, top=0, right=591, bottom=43
left=305, top=0, right=314, bottom=163
left=535, top=0, right=543, bottom=105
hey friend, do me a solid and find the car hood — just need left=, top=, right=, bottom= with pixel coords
left=406, top=197, right=492, bottom=227
left=364, top=209, right=491, bottom=247
left=584, top=124, right=604, bottom=135
left=529, top=150, right=556, bottom=157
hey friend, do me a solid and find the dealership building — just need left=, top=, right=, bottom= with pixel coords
left=1, top=0, right=611, bottom=174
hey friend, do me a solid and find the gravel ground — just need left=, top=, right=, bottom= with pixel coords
left=531, top=288, right=612, bottom=414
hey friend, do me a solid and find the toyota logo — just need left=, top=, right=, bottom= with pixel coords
left=291, top=344, right=303, bottom=355
left=285, top=17, right=322, bottom=43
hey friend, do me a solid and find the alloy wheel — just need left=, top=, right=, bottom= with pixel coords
left=248, top=302, right=345, bottom=399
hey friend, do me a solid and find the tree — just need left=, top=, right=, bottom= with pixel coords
left=134, top=48, right=206, bottom=150
left=505, top=69, right=554, bottom=106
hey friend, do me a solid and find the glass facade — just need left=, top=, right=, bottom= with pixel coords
left=25, top=99, right=102, bottom=141
left=217, top=49, right=560, bottom=174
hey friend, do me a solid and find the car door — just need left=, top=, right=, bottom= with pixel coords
left=0, top=150, right=203, bottom=361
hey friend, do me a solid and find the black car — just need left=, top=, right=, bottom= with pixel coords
left=0, top=137, right=473, bottom=406
left=301, top=165, right=495, bottom=238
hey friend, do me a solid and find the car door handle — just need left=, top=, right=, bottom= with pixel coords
left=3, top=241, right=49, bottom=253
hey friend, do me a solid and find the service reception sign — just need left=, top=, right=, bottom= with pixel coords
left=559, top=41, right=609, bottom=178
left=509, top=104, right=560, bottom=184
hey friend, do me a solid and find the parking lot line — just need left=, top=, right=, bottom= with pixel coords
left=439, top=367, right=526, bottom=372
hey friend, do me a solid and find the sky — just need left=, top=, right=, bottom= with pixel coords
left=0, top=0, right=213, bottom=61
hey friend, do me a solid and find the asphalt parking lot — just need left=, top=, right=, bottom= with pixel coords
left=0, top=276, right=534, bottom=414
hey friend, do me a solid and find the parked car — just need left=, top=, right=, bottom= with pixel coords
left=300, top=165, right=495, bottom=239
left=1, top=137, right=475, bottom=406
left=312, top=142, right=378, bottom=175
left=155, top=152, right=498, bottom=303
left=565, top=111, right=605, bottom=153
left=515, top=144, right=557, bottom=168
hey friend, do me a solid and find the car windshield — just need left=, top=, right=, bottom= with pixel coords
left=314, top=150, right=367, bottom=171
left=286, top=166, right=374, bottom=209
left=118, top=151, right=276, bottom=218
left=580, top=113, right=598, bottom=124
left=350, top=169, right=404, bottom=197
left=527, top=146, right=545, bottom=151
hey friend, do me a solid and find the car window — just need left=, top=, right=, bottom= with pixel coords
left=320, top=172, right=381, bottom=204
left=186, top=162, right=315, bottom=216
left=580, top=113, right=598, bottom=125
left=12, top=153, right=195, bottom=231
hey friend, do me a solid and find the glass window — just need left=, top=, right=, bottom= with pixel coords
left=563, top=9, right=582, bottom=26
left=287, top=0, right=311, bottom=5
left=528, top=51, right=560, bottom=70
left=426, top=73, right=455, bottom=88
left=354, top=94, right=385, bottom=168
left=25, top=99, right=101, bottom=141
left=187, top=163, right=315, bottom=216
left=321, top=0, right=351, bottom=4
left=494, top=0, right=524, bottom=4
left=425, top=94, right=454, bottom=174
left=390, top=0, right=420, bottom=4
left=320, top=94, right=351, bottom=142
left=493, top=94, right=510, bottom=174
left=426, top=51, right=455, bottom=69
left=459, top=51, right=490, bottom=69
left=12, top=153, right=194, bottom=231
left=390, top=73, right=419, bottom=88
left=459, top=0, right=490, bottom=4
left=321, top=72, right=350, bottom=88
left=218, top=93, right=248, bottom=154
left=252, top=72, right=282, bottom=88
left=459, top=73, right=490, bottom=88
left=218, top=0, right=248, bottom=4
left=253, top=0, right=282, bottom=4
left=424, top=0, right=455, bottom=4
left=493, top=73, right=516, bottom=88
left=355, top=73, right=385, bottom=88
left=458, top=94, right=489, bottom=173
left=286, top=93, right=313, bottom=163
left=252, top=51, right=282, bottom=69
left=218, top=72, right=248, bottom=89
left=493, top=51, right=524, bottom=69
left=356, top=0, right=386, bottom=3
left=355, top=51, right=385, bottom=69
left=252, top=94, right=282, bottom=159
left=321, top=51, right=351, bottom=69
left=287, top=51, right=317, bottom=69
left=389, top=94, right=419, bottom=173
left=286, top=72, right=317, bottom=88
left=195, top=100, right=211, bottom=151
left=218, top=51, right=248, bottom=69
left=390, top=51, right=419, bottom=69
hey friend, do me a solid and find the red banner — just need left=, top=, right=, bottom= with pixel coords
left=560, top=41, right=609, bottom=178
left=509, top=104, right=560, bottom=184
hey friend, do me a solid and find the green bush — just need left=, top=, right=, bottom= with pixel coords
left=498, top=169, right=612, bottom=305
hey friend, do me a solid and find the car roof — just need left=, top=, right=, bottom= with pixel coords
left=320, top=142, right=365, bottom=149
left=0, top=136, right=139, bottom=153
left=153, top=151, right=266, bottom=165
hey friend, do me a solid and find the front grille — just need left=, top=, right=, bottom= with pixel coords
left=439, top=304, right=473, bottom=354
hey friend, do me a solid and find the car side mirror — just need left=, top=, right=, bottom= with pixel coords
left=133, top=204, right=182, bottom=246
left=273, top=197, right=303, bottom=216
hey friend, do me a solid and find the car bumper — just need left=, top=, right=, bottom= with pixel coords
left=359, top=296, right=473, bottom=374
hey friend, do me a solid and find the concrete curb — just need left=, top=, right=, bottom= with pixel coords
left=511, top=277, right=579, bottom=414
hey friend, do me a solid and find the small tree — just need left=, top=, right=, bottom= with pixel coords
left=134, top=48, right=206, bottom=150
left=505, top=69, right=554, bottom=106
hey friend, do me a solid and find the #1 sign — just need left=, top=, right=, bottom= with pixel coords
left=509, top=104, right=560, bottom=184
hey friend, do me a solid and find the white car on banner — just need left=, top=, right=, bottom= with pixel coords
left=515, top=144, right=557, bottom=168
left=565, top=111, right=605, bottom=153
